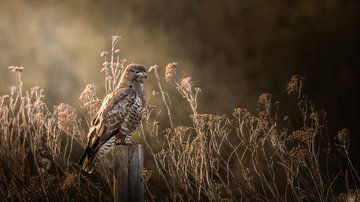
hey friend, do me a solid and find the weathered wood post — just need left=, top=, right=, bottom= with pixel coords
left=113, top=144, right=144, bottom=202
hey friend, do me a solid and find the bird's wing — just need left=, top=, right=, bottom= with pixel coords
left=86, top=87, right=134, bottom=151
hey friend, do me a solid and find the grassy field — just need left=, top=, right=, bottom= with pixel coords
left=0, top=36, right=359, bottom=201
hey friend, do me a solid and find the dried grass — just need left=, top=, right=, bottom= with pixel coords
left=0, top=36, right=358, bottom=201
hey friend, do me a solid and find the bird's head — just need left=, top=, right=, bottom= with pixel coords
left=122, top=64, right=147, bottom=83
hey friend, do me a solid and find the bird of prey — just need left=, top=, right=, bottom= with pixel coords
left=79, top=64, right=147, bottom=173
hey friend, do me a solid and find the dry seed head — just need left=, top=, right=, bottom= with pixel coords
left=192, top=114, right=226, bottom=130
left=54, top=103, right=77, bottom=134
left=233, top=107, right=248, bottom=119
left=148, top=65, right=159, bottom=72
left=258, top=111, right=268, bottom=120
left=234, top=107, right=247, bottom=114
left=287, top=75, right=305, bottom=95
left=115, top=49, right=121, bottom=54
left=100, top=51, right=109, bottom=57
left=193, top=113, right=214, bottom=124
left=180, top=76, right=193, bottom=93
left=310, top=112, right=318, bottom=120
left=112, top=35, right=121, bottom=42
left=101, top=61, right=110, bottom=72
left=186, top=133, right=205, bottom=155
left=174, top=126, right=191, bottom=135
left=8, top=65, right=24, bottom=73
left=152, top=90, right=160, bottom=96
left=1, top=95, right=10, bottom=101
left=31, top=86, right=43, bottom=92
left=145, top=104, right=157, bottom=113
left=79, top=84, right=97, bottom=101
left=336, top=189, right=360, bottom=202
left=83, top=99, right=102, bottom=109
left=8, top=66, right=15, bottom=71
left=165, top=62, right=177, bottom=81
left=115, top=62, right=122, bottom=68
left=258, top=93, right=272, bottom=105
left=194, top=87, right=201, bottom=94
left=30, top=86, right=45, bottom=99
left=289, top=146, right=307, bottom=161
left=38, top=157, right=51, bottom=172
left=102, top=61, right=110, bottom=67
left=141, top=168, right=153, bottom=182
left=283, top=115, right=290, bottom=122
left=335, top=128, right=350, bottom=143
left=101, top=67, right=107, bottom=72
left=34, top=99, right=46, bottom=110
left=287, top=128, right=315, bottom=142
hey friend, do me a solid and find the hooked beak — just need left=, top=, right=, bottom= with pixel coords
left=136, top=72, right=147, bottom=79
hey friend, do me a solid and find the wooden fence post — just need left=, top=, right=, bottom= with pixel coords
left=113, top=144, right=144, bottom=202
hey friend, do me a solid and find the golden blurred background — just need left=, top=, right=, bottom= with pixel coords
left=0, top=0, right=359, bottom=166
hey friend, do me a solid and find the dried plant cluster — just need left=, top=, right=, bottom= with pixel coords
left=0, top=70, right=113, bottom=200
left=0, top=36, right=359, bottom=201
left=142, top=70, right=359, bottom=201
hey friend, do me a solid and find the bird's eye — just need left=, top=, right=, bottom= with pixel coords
left=135, top=71, right=140, bottom=74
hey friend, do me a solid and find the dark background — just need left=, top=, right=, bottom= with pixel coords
left=0, top=0, right=359, bottom=168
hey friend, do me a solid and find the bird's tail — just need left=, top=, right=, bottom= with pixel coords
left=79, top=146, right=96, bottom=174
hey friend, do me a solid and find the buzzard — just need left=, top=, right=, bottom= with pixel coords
left=79, top=64, right=147, bottom=173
